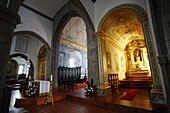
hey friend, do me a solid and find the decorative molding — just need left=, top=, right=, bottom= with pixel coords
left=59, top=38, right=87, bottom=52
left=142, top=22, right=161, bottom=86
left=95, top=31, right=108, bottom=39
left=95, top=31, right=124, bottom=52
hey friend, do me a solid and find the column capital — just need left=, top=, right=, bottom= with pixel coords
left=8, top=0, right=25, bottom=13
left=137, top=15, right=148, bottom=23
left=94, top=30, right=108, bottom=40
left=0, top=6, right=20, bottom=27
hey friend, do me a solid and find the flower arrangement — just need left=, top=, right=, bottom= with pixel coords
left=25, top=83, right=39, bottom=98
left=84, top=79, right=97, bottom=96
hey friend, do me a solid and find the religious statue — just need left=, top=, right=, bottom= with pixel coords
left=134, top=49, right=142, bottom=69
left=134, top=49, right=141, bottom=62
left=106, top=52, right=111, bottom=69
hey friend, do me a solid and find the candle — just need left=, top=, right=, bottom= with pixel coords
left=29, top=76, right=31, bottom=80
left=50, top=75, right=53, bottom=81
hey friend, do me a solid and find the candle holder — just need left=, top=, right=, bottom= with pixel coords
left=45, top=81, right=54, bottom=104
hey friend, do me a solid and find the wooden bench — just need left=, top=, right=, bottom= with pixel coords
left=108, top=74, right=119, bottom=93
left=58, top=66, right=81, bottom=89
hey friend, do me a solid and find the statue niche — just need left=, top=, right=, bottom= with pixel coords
left=134, top=49, right=141, bottom=62
left=125, top=40, right=150, bottom=77
left=134, top=49, right=142, bottom=69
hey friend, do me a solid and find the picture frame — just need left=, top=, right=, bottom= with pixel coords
left=106, top=52, right=112, bottom=69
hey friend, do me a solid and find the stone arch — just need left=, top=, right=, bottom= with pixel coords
left=14, top=31, right=50, bottom=51
left=98, top=3, right=161, bottom=86
left=98, top=3, right=146, bottom=32
left=52, top=1, right=99, bottom=86
left=9, top=53, right=34, bottom=77
left=14, top=30, right=52, bottom=79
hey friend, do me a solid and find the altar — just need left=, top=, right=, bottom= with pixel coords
left=125, top=47, right=151, bottom=78
left=129, top=69, right=149, bottom=77
left=29, top=80, right=50, bottom=97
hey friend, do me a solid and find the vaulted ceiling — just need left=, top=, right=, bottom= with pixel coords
left=101, top=8, right=145, bottom=50
left=23, top=0, right=68, bottom=18
left=23, top=0, right=87, bottom=49
left=61, top=17, right=87, bottom=48
left=22, top=1, right=144, bottom=51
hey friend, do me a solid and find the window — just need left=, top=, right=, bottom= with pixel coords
left=18, top=64, right=25, bottom=74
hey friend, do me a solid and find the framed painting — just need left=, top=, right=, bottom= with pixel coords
left=106, top=52, right=112, bottom=69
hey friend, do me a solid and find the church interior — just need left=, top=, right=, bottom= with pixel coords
left=0, top=0, right=170, bottom=113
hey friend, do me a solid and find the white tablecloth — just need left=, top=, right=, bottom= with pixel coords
left=34, top=80, right=50, bottom=95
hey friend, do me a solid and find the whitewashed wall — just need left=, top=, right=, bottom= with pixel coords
left=10, top=36, right=43, bottom=79
left=80, top=0, right=95, bottom=25
left=15, top=6, right=52, bottom=47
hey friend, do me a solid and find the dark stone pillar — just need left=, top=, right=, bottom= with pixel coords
left=0, top=0, right=24, bottom=112
left=158, top=55, right=170, bottom=113
left=149, top=0, right=170, bottom=112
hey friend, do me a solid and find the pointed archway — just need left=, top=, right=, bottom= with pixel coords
left=52, top=1, right=99, bottom=87
left=14, top=31, right=51, bottom=80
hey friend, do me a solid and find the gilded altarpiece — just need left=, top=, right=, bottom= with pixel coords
left=37, top=46, right=47, bottom=80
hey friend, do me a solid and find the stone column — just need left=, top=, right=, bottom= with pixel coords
left=95, top=31, right=112, bottom=96
left=158, top=55, right=170, bottom=102
left=158, top=0, right=170, bottom=110
left=149, top=0, right=170, bottom=110
left=0, top=0, right=24, bottom=111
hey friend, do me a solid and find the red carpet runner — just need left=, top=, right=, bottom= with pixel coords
left=120, top=89, right=140, bottom=101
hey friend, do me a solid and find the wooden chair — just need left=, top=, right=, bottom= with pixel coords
left=108, top=74, right=119, bottom=93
